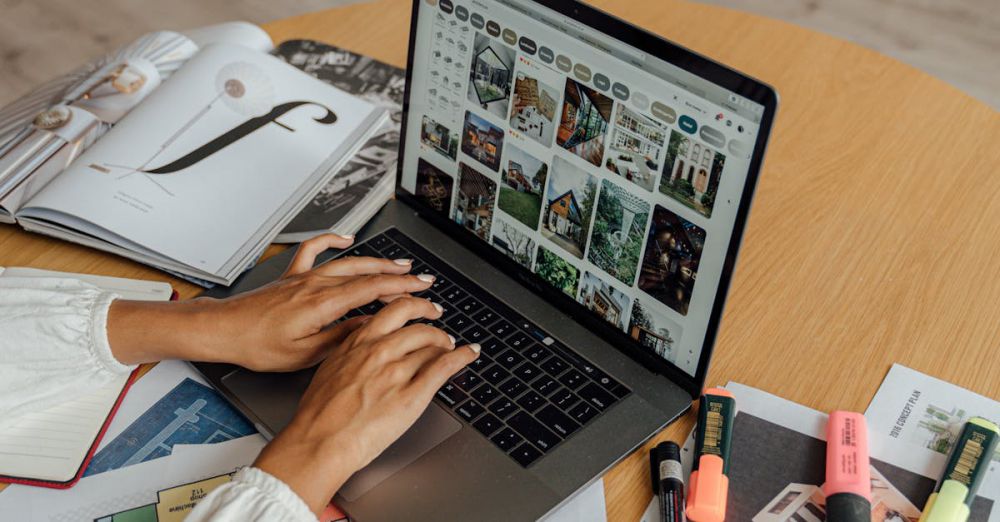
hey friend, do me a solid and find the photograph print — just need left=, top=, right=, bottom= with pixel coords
left=467, top=33, right=515, bottom=119
left=415, top=158, right=454, bottom=216
left=628, top=299, right=683, bottom=366
left=604, top=104, right=669, bottom=192
left=492, top=218, right=536, bottom=270
left=637, top=204, right=706, bottom=316
left=420, top=115, right=459, bottom=160
left=587, top=179, right=650, bottom=286
left=509, top=72, right=559, bottom=147
left=498, top=145, right=548, bottom=229
left=659, top=130, right=725, bottom=218
left=578, top=271, right=631, bottom=331
left=541, top=156, right=597, bottom=259
left=461, top=110, right=505, bottom=172
left=453, top=162, right=498, bottom=240
left=557, top=77, right=614, bottom=166
left=534, top=245, right=580, bottom=298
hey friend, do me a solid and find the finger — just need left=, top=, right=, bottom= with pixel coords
left=362, top=297, right=444, bottom=338
left=370, top=322, right=455, bottom=359
left=301, top=315, right=370, bottom=346
left=379, top=293, right=412, bottom=304
left=408, top=344, right=481, bottom=400
left=284, top=234, right=355, bottom=277
left=319, top=274, right=435, bottom=317
left=313, top=256, right=413, bottom=278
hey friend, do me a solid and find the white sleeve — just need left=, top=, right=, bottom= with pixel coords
left=0, top=276, right=133, bottom=429
left=186, top=467, right=319, bottom=522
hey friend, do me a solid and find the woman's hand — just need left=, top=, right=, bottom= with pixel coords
left=107, top=234, right=436, bottom=370
left=253, top=297, right=480, bottom=514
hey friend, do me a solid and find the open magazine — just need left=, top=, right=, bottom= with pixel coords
left=0, top=24, right=387, bottom=286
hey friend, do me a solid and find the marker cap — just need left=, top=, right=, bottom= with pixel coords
left=921, top=481, right=970, bottom=522
left=686, top=454, right=728, bottom=522
left=823, top=411, right=871, bottom=501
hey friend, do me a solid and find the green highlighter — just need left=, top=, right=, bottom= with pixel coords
left=919, top=417, right=999, bottom=522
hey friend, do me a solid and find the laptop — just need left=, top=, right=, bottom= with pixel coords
left=194, top=0, right=777, bottom=519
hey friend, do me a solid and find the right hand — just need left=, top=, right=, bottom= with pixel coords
left=253, top=296, right=480, bottom=515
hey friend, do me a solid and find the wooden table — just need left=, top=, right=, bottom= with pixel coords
left=2, top=0, right=999, bottom=519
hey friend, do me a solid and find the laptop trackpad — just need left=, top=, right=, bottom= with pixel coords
left=338, top=403, right=461, bottom=502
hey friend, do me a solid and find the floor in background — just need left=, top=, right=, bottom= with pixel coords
left=0, top=0, right=997, bottom=109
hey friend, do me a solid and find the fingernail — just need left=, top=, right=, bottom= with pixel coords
left=448, top=334, right=456, bottom=346
left=468, top=343, right=481, bottom=355
left=338, top=234, right=355, bottom=240
left=417, top=273, right=435, bottom=283
left=393, top=258, right=413, bottom=266
left=433, top=302, right=444, bottom=313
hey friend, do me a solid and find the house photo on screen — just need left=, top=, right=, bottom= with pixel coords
left=510, top=72, right=559, bottom=147
left=415, top=158, right=454, bottom=215
left=577, top=271, right=631, bottom=330
left=453, top=162, right=497, bottom=240
left=491, top=218, right=536, bottom=270
left=467, top=33, right=515, bottom=119
left=628, top=298, right=683, bottom=365
left=461, top=110, right=505, bottom=172
left=557, top=78, right=614, bottom=167
left=605, top=104, right=669, bottom=192
left=420, top=115, right=459, bottom=160
left=637, top=204, right=706, bottom=316
left=498, top=145, right=548, bottom=229
left=588, top=179, right=650, bottom=286
left=542, top=156, right=597, bottom=259
left=659, top=130, right=725, bottom=218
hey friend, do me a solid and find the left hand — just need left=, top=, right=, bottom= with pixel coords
left=107, top=234, right=436, bottom=371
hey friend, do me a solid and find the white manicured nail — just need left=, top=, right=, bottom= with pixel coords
left=417, top=273, right=435, bottom=283
left=338, top=234, right=355, bottom=240
left=448, top=334, right=456, bottom=346
left=433, top=302, right=444, bottom=313
left=468, top=343, right=481, bottom=354
left=394, top=258, right=413, bottom=266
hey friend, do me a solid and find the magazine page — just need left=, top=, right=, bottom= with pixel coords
left=272, top=40, right=405, bottom=241
left=17, top=43, right=380, bottom=277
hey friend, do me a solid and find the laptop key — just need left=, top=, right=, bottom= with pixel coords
left=523, top=343, right=551, bottom=364
left=489, top=319, right=515, bottom=339
left=455, top=400, right=485, bottom=422
left=507, top=332, right=532, bottom=350
left=558, top=370, right=586, bottom=390
left=441, top=286, right=469, bottom=304
left=468, top=353, right=491, bottom=372
left=368, top=234, right=392, bottom=250
left=444, top=312, right=473, bottom=332
left=430, top=278, right=452, bottom=295
left=530, top=375, right=559, bottom=396
left=473, top=309, right=499, bottom=326
left=464, top=325, right=489, bottom=343
left=381, top=244, right=409, bottom=260
left=550, top=388, right=580, bottom=411
left=490, top=428, right=524, bottom=451
left=508, top=411, right=561, bottom=451
left=610, top=383, right=631, bottom=399
left=481, top=336, right=505, bottom=357
left=471, top=383, right=499, bottom=405
left=568, top=402, right=599, bottom=424
left=499, top=377, right=527, bottom=398
left=512, top=362, right=541, bottom=383
left=488, top=398, right=517, bottom=419
left=540, top=356, right=568, bottom=377
left=457, top=296, right=483, bottom=315
left=578, top=383, right=615, bottom=410
left=348, top=243, right=381, bottom=258
left=436, top=383, right=468, bottom=407
left=452, top=370, right=482, bottom=391
left=515, top=390, right=546, bottom=413
left=472, top=413, right=503, bottom=437
left=509, top=443, right=542, bottom=467
left=481, top=364, right=510, bottom=385
left=496, top=350, right=525, bottom=370
left=537, top=404, right=581, bottom=438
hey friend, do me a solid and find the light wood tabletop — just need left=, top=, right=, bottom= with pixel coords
left=2, top=0, right=999, bottom=519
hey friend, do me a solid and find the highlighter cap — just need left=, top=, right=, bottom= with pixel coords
left=922, top=481, right=971, bottom=522
left=823, top=411, right=871, bottom=501
left=687, top=454, right=728, bottom=522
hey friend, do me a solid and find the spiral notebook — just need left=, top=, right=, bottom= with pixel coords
left=0, top=268, right=174, bottom=488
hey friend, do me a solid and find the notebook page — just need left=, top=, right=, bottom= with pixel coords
left=0, top=374, right=129, bottom=482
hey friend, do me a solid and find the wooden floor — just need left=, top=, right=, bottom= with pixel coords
left=1, top=0, right=996, bottom=109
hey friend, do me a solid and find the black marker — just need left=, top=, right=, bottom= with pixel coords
left=650, top=441, right=686, bottom=522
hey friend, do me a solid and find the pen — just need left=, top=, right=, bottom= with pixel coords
left=823, top=411, right=871, bottom=521
left=650, top=441, right=685, bottom=522
left=919, top=417, right=999, bottom=522
left=686, top=388, right=735, bottom=522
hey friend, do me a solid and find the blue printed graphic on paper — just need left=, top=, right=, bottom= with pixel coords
left=84, top=378, right=256, bottom=476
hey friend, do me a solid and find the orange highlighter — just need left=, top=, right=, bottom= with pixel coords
left=686, top=388, right=736, bottom=522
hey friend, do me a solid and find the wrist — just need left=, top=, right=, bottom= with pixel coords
left=106, top=298, right=219, bottom=364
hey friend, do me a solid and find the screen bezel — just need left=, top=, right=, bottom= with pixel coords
left=396, top=0, right=778, bottom=399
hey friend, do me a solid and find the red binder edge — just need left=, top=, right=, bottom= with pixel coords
left=0, top=288, right=179, bottom=489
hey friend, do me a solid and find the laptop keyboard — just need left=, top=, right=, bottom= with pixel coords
left=337, top=228, right=631, bottom=468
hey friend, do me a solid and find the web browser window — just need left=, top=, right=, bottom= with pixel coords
left=401, top=0, right=764, bottom=377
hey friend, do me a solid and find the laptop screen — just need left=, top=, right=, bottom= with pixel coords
left=399, top=0, right=767, bottom=379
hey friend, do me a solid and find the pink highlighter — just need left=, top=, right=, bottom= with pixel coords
left=824, top=411, right=871, bottom=521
